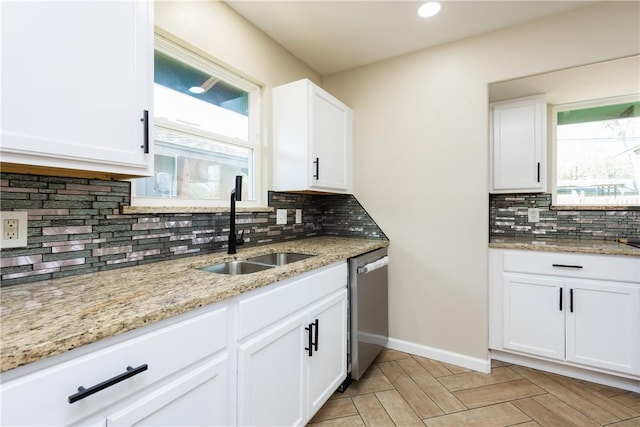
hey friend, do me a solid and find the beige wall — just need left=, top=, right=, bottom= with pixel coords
left=156, top=1, right=640, bottom=362
left=323, top=2, right=640, bottom=360
left=154, top=0, right=321, bottom=196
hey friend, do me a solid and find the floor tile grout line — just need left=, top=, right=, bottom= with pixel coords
left=397, top=355, right=470, bottom=415
left=311, top=350, right=640, bottom=426
left=372, top=361, right=432, bottom=425
left=371, top=390, right=399, bottom=427
left=536, top=368, right=634, bottom=423
left=510, top=367, right=584, bottom=414
left=386, top=358, right=448, bottom=417
left=419, top=400, right=535, bottom=423
left=377, top=387, right=425, bottom=425
left=437, top=376, right=538, bottom=395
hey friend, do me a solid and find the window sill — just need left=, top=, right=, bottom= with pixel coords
left=122, top=206, right=274, bottom=214
left=551, top=205, right=640, bottom=211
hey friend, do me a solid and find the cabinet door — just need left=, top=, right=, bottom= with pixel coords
left=307, top=289, right=348, bottom=416
left=1, top=0, right=153, bottom=177
left=0, top=306, right=227, bottom=427
left=237, top=313, right=307, bottom=427
left=502, top=273, right=565, bottom=360
left=566, top=280, right=640, bottom=376
left=106, top=354, right=229, bottom=426
left=309, top=87, right=353, bottom=192
left=490, top=95, right=546, bottom=193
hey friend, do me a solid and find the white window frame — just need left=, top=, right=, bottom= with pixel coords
left=552, top=94, right=640, bottom=207
left=132, top=34, right=263, bottom=208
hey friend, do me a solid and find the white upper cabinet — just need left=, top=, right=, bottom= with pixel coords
left=490, top=95, right=547, bottom=193
left=273, top=79, right=353, bottom=193
left=0, top=0, right=153, bottom=178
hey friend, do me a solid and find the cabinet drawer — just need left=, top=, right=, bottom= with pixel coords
left=237, top=262, right=347, bottom=340
left=503, top=251, right=639, bottom=283
left=0, top=306, right=227, bottom=426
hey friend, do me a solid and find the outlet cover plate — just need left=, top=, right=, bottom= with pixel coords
left=1, top=211, right=28, bottom=249
left=528, top=208, right=540, bottom=223
left=276, top=209, right=287, bottom=225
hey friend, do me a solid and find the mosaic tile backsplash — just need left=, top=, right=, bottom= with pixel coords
left=0, top=173, right=386, bottom=287
left=490, top=193, right=640, bottom=241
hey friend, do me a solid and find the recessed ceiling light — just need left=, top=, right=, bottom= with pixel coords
left=418, top=1, right=441, bottom=18
left=188, top=86, right=205, bottom=94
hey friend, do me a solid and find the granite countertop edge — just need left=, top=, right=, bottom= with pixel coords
left=0, top=236, right=388, bottom=373
left=489, top=237, right=640, bottom=257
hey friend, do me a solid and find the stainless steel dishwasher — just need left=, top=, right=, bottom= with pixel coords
left=341, top=247, right=388, bottom=389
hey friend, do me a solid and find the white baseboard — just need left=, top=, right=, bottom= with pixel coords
left=358, top=331, right=389, bottom=347
left=386, top=337, right=491, bottom=373
left=381, top=337, right=640, bottom=393
left=491, top=350, right=640, bottom=393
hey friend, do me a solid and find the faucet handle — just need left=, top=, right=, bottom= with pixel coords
left=238, top=229, right=245, bottom=246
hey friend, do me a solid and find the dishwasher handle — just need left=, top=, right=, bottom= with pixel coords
left=357, top=256, right=389, bottom=274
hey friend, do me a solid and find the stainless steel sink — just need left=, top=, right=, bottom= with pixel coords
left=246, top=252, right=314, bottom=266
left=201, top=261, right=274, bottom=275
left=201, top=252, right=314, bottom=275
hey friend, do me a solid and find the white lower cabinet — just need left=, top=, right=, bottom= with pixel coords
left=502, top=273, right=565, bottom=360
left=490, top=249, right=640, bottom=379
left=307, top=291, right=348, bottom=416
left=237, top=312, right=308, bottom=426
left=0, top=305, right=230, bottom=426
left=236, top=262, right=348, bottom=426
left=1, top=262, right=348, bottom=426
left=105, top=354, right=229, bottom=426
left=566, top=280, right=640, bottom=374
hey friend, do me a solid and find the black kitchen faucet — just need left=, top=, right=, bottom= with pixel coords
left=228, top=175, right=244, bottom=254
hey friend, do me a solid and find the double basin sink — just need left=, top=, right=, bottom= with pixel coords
left=202, top=252, right=314, bottom=275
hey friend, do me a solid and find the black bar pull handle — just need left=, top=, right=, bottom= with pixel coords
left=537, top=162, right=541, bottom=183
left=305, top=323, right=314, bottom=357
left=140, top=110, right=149, bottom=153
left=313, top=157, right=319, bottom=180
left=570, top=289, right=574, bottom=313
left=313, top=319, right=319, bottom=352
left=552, top=264, right=583, bottom=269
left=68, top=364, right=148, bottom=404
left=559, top=288, right=563, bottom=311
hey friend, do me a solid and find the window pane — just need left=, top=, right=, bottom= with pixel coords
left=133, top=41, right=260, bottom=205
left=154, top=51, right=250, bottom=142
left=136, top=128, right=251, bottom=200
left=556, top=103, right=640, bottom=206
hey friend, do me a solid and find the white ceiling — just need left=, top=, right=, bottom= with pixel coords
left=225, top=0, right=594, bottom=75
left=489, top=55, right=640, bottom=104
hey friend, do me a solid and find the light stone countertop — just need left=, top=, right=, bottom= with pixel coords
left=0, top=237, right=388, bottom=373
left=489, top=237, right=640, bottom=257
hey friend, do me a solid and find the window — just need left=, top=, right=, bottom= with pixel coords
left=554, top=96, right=640, bottom=206
left=133, top=36, right=261, bottom=206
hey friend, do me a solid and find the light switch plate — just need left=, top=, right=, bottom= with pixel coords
left=276, top=209, right=287, bottom=225
left=1, top=211, right=28, bottom=249
left=528, top=208, right=540, bottom=223
left=295, top=209, right=302, bottom=224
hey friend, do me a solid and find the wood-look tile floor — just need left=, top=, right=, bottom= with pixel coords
left=308, top=349, right=640, bottom=427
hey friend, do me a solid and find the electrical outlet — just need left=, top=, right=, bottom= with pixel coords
left=1, top=211, right=28, bottom=249
left=276, top=209, right=288, bottom=225
left=528, top=207, right=540, bottom=223
left=295, top=209, right=302, bottom=224
left=4, top=219, right=19, bottom=240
